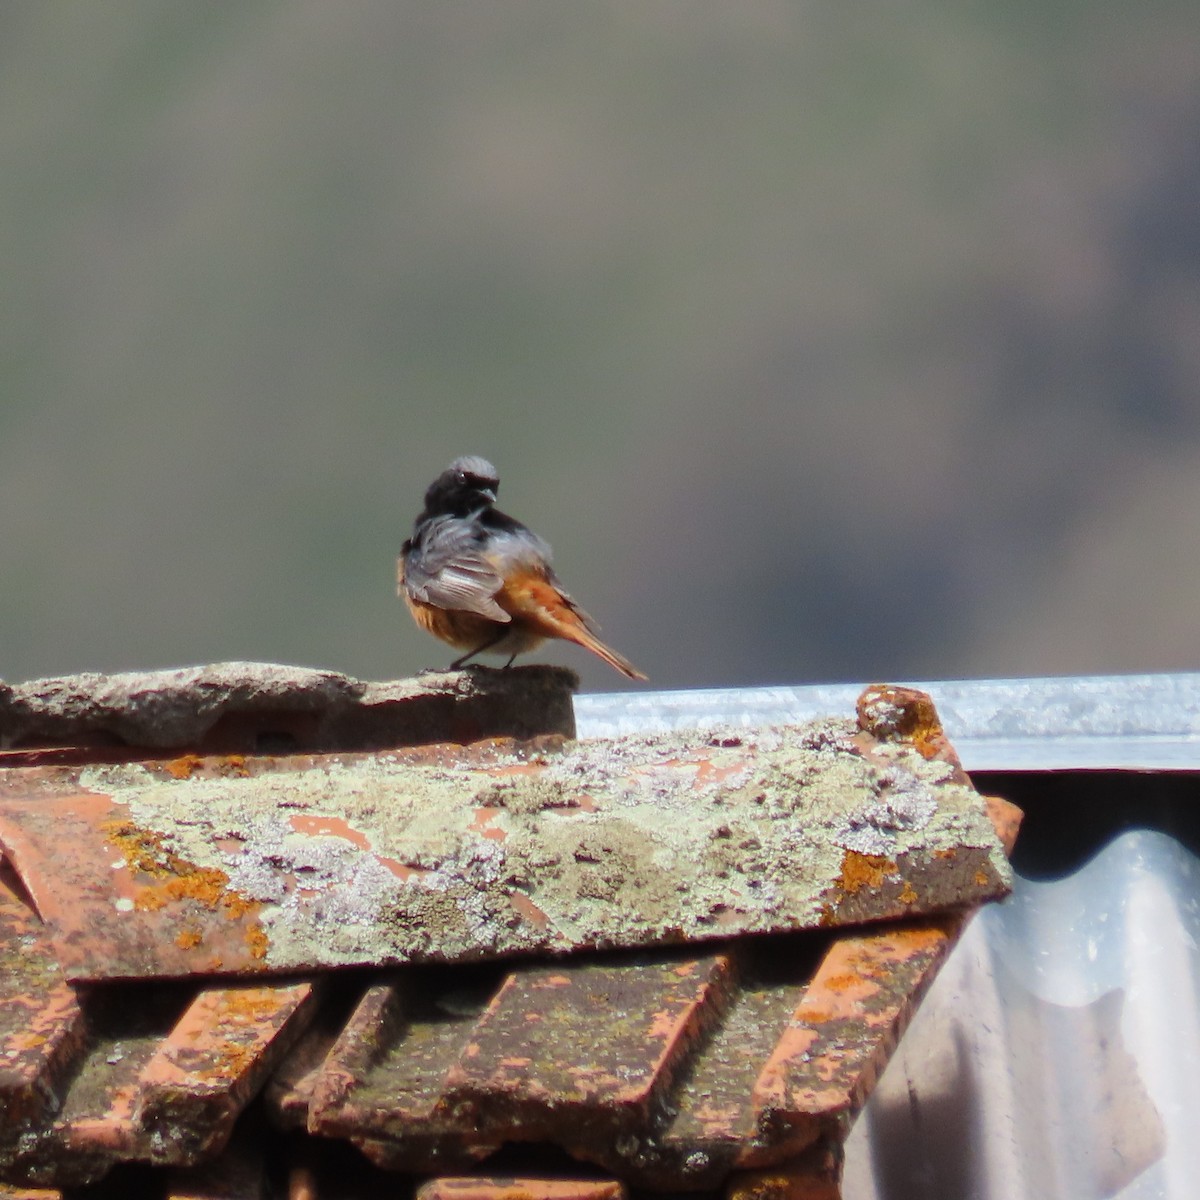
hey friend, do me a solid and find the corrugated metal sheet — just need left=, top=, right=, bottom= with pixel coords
left=843, top=827, right=1198, bottom=1199
left=575, top=672, right=1200, bottom=771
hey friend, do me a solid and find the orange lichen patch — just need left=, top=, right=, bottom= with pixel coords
left=975, top=868, right=991, bottom=887
left=184, top=987, right=308, bottom=1070
left=837, top=851, right=897, bottom=894
left=6, top=1030, right=50, bottom=1053
left=160, top=752, right=252, bottom=782
left=898, top=881, right=919, bottom=905
left=831, top=925, right=953, bottom=990
left=103, top=818, right=183, bottom=879
left=799, top=971, right=879, bottom=1021
left=165, top=754, right=204, bottom=780
left=101, top=817, right=267, bottom=955
left=104, top=821, right=244, bottom=911
left=134, top=980, right=318, bottom=1156
left=245, top=925, right=269, bottom=960
left=752, top=921, right=958, bottom=1124
left=819, top=973, right=861, bottom=993
left=855, top=684, right=956, bottom=764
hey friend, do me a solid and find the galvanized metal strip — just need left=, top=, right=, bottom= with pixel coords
left=575, top=672, right=1200, bottom=771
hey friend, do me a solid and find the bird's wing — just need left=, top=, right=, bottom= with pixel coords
left=399, top=515, right=511, bottom=622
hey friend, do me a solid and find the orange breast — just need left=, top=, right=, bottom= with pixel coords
left=404, top=594, right=505, bottom=651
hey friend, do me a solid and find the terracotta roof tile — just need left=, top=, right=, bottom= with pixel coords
left=0, top=876, right=87, bottom=1134
left=0, top=669, right=1019, bottom=1197
left=416, top=1180, right=627, bottom=1200
left=262, top=917, right=965, bottom=1191
left=0, top=714, right=1008, bottom=981
left=0, top=976, right=317, bottom=1189
left=0, top=664, right=578, bottom=759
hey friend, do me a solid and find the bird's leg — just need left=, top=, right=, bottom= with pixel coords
left=449, top=630, right=507, bottom=670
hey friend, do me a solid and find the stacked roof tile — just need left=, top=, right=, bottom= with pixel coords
left=0, top=665, right=1018, bottom=1198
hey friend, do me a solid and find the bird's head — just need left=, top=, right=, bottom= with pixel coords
left=422, top=455, right=500, bottom=515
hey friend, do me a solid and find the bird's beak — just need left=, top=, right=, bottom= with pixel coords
left=480, top=487, right=497, bottom=504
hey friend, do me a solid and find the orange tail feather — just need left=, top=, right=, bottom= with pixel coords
left=496, top=572, right=648, bottom=681
left=562, top=624, right=648, bottom=681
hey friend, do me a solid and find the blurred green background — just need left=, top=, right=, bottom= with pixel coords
left=3, top=3, right=1199, bottom=692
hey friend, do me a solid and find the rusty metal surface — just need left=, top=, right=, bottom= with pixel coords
left=0, top=662, right=577, bottom=758
left=0, top=709, right=1009, bottom=981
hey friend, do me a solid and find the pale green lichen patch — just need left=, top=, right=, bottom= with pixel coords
left=78, top=719, right=1010, bottom=974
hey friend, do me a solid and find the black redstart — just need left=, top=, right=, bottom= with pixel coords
left=399, top=456, right=647, bottom=679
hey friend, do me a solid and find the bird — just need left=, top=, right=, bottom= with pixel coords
left=398, top=456, right=647, bottom=680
